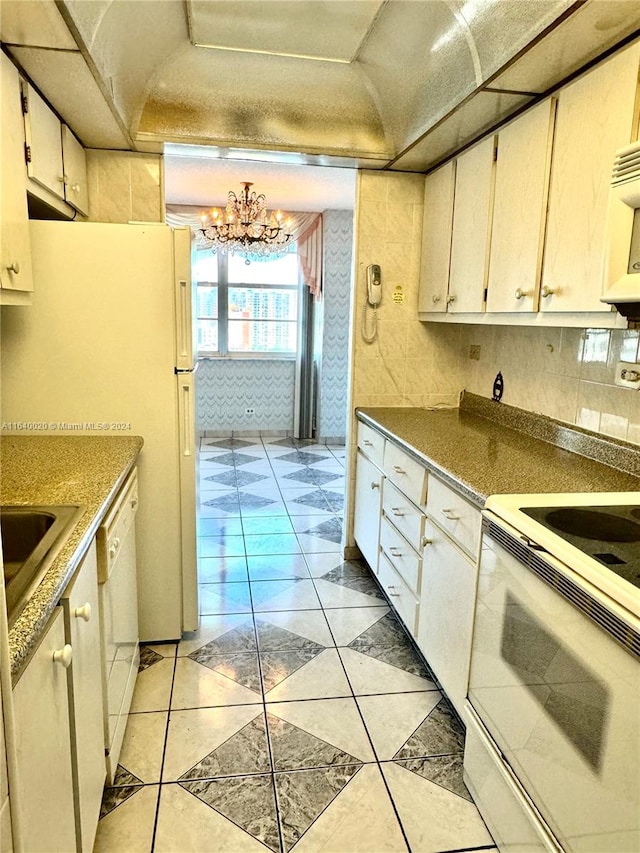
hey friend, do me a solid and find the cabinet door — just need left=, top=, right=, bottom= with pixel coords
left=418, top=161, right=455, bottom=314
left=13, top=607, right=76, bottom=853
left=23, top=81, right=65, bottom=200
left=541, top=43, right=640, bottom=313
left=487, top=99, right=556, bottom=313
left=354, top=450, right=383, bottom=572
left=0, top=53, right=33, bottom=296
left=62, top=541, right=105, bottom=853
left=61, top=126, right=89, bottom=216
left=417, top=520, right=478, bottom=715
left=448, top=136, right=496, bottom=313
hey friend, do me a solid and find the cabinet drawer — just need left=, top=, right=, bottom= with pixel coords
left=380, top=515, right=421, bottom=594
left=382, top=479, right=426, bottom=552
left=357, top=421, right=385, bottom=466
left=427, top=476, right=481, bottom=558
left=378, top=552, right=419, bottom=635
left=383, top=442, right=428, bottom=507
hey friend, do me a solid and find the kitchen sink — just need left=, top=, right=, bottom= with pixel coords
left=1, top=505, right=85, bottom=627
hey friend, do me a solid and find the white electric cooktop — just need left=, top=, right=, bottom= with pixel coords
left=485, top=492, right=640, bottom=621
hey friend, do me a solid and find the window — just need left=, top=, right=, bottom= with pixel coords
left=195, top=246, right=299, bottom=357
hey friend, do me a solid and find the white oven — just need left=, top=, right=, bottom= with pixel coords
left=464, top=493, right=640, bottom=852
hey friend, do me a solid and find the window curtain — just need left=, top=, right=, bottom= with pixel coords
left=166, top=204, right=323, bottom=298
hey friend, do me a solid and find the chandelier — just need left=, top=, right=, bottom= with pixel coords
left=199, top=181, right=294, bottom=263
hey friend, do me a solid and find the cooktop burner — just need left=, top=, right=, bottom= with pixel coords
left=522, top=505, right=640, bottom=589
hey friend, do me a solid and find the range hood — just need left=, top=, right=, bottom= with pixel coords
left=601, top=143, right=640, bottom=323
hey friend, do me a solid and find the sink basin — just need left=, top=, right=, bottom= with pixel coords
left=1, top=505, right=85, bottom=627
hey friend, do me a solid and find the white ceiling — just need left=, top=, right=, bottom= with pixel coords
left=164, top=147, right=357, bottom=210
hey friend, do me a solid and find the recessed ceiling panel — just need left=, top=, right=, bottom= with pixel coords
left=357, top=0, right=478, bottom=153
left=138, top=47, right=389, bottom=158
left=187, top=0, right=384, bottom=61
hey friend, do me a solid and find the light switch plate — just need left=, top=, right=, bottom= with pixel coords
left=614, top=361, right=640, bottom=389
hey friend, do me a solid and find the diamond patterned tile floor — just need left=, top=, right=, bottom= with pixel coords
left=94, top=435, right=495, bottom=853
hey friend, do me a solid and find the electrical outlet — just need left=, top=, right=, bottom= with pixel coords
left=614, top=362, right=640, bottom=389
left=469, top=345, right=481, bottom=361
left=245, top=407, right=255, bottom=415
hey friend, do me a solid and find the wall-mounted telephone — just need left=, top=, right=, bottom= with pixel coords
left=367, top=264, right=382, bottom=306
left=362, top=263, right=381, bottom=342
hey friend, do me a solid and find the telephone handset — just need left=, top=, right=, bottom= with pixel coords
left=362, top=264, right=381, bottom=342
left=366, top=264, right=382, bottom=306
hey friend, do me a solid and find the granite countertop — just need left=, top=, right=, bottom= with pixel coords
left=2, top=435, right=143, bottom=681
left=357, top=395, right=640, bottom=507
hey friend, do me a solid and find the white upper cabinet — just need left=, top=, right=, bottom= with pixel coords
left=23, top=80, right=66, bottom=199
left=417, top=39, right=640, bottom=327
left=486, top=98, right=556, bottom=314
left=418, top=161, right=455, bottom=314
left=540, top=42, right=640, bottom=314
left=22, top=79, right=88, bottom=216
left=61, top=125, right=89, bottom=216
left=448, top=135, right=496, bottom=314
left=0, top=52, right=34, bottom=302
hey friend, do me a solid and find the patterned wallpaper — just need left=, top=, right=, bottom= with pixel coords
left=196, top=213, right=353, bottom=437
left=196, top=359, right=296, bottom=432
left=318, top=210, right=354, bottom=442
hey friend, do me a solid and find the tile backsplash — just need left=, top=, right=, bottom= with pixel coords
left=461, top=325, right=640, bottom=446
left=86, top=150, right=164, bottom=223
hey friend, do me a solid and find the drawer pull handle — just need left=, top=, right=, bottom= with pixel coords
left=73, top=602, right=92, bottom=622
left=108, top=537, right=121, bottom=559
left=370, top=481, right=380, bottom=490
left=541, top=285, right=555, bottom=299
left=441, top=508, right=459, bottom=520
left=53, top=644, right=73, bottom=668
left=387, top=585, right=400, bottom=597
left=391, top=508, right=405, bottom=517
left=389, top=547, right=402, bottom=556
left=6, top=261, right=20, bottom=275
left=131, top=497, right=138, bottom=509
left=392, top=466, right=405, bottom=474
left=422, top=537, right=433, bottom=547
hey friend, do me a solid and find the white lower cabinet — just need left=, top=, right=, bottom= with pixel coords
left=61, top=541, right=106, bottom=853
left=12, top=542, right=108, bottom=853
left=417, top=519, right=479, bottom=715
left=12, top=607, right=76, bottom=853
left=353, top=420, right=483, bottom=718
left=354, top=449, right=384, bottom=572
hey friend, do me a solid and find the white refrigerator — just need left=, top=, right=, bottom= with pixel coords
left=0, top=221, right=198, bottom=641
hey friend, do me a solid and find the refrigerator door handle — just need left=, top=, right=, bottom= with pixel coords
left=178, top=379, right=194, bottom=457
left=177, top=279, right=190, bottom=362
